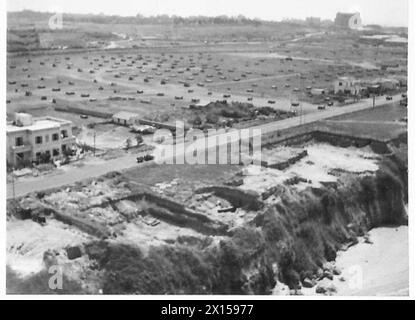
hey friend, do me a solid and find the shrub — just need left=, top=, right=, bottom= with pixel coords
left=206, top=112, right=219, bottom=124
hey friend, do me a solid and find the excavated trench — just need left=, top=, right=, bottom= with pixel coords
left=6, top=133, right=408, bottom=295
left=79, top=143, right=407, bottom=294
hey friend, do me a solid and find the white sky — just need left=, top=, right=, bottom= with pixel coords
left=7, top=0, right=408, bottom=27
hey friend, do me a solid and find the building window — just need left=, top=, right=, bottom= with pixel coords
left=45, top=135, right=50, bottom=143
left=16, top=153, right=24, bottom=164
left=35, top=136, right=43, bottom=144
left=61, top=130, right=68, bottom=139
left=52, top=133, right=59, bottom=141
left=339, top=82, right=343, bottom=86
left=15, top=137, right=24, bottom=147
left=35, top=152, right=41, bottom=160
left=53, top=149, right=59, bottom=156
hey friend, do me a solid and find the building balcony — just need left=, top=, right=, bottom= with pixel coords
left=61, top=136, right=76, bottom=144
left=11, top=144, right=32, bottom=153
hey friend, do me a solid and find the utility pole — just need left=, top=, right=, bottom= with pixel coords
left=372, top=94, right=376, bottom=109
left=93, top=130, right=96, bottom=156
left=11, top=167, right=15, bottom=199
left=300, top=103, right=304, bottom=124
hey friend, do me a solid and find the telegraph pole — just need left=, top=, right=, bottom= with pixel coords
left=93, top=130, right=96, bottom=156
left=300, top=103, right=303, bottom=125
left=11, top=167, right=15, bottom=199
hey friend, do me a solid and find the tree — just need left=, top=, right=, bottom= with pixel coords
left=191, top=115, right=202, bottom=126
left=206, top=112, right=219, bottom=124
left=125, top=138, right=132, bottom=150
left=39, top=152, right=51, bottom=164
left=135, top=134, right=144, bottom=146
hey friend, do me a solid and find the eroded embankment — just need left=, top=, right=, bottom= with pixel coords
left=79, top=149, right=407, bottom=294
left=6, top=138, right=407, bottom=294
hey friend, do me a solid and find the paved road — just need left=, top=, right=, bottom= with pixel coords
left=6, top=94, right=402, bottom=199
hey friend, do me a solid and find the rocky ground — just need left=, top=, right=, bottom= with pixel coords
left=6, top=140, right=408, bottom=295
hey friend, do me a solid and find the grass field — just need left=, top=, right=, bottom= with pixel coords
left=329, top=101, right=407, bottom=122
left=318, top=102, right=407, bottom=141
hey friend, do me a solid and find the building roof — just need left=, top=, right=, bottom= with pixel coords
left=6, top=116, right=72, bottom=133
left=336, top=13, right=355, bottom=19
left=335, top=12, right=360, bottom=28
left=112, top=111, right=140, bottom=121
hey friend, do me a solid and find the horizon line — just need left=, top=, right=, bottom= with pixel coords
left=7, top=9, right=409, bottom=29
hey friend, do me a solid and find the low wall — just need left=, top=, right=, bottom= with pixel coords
left=195, top=186, right=262, bottom=211
left=84, top=191, right=229, bottom=236
left=55, top=106, right=113, bottom=119
left=138, top=119, right=177, bottom=131
left=261, top=121, right=397, bottom=154
left=266, top=150, right=308, bottom=170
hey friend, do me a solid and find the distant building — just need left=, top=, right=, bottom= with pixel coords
left=310, top=88, right=327, bottom=96
left=378, top=78, right=400, bottom=90
left=6, top=113, right=75, bottom=168
left=112, top=111, right=140, bottom=126
left=335, top=12, right=362, bottom=30
left=360, top=34, right=408, bottom=46
left=381, top=62, right=400, bottom=71
left=334, top=77, right=361, bottom=94
left=306, top=17, right=321, bottom=27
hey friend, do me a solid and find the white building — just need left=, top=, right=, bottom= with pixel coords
left=334, top=77, right=361, bottom=94
left=6, top=113, right=75, bottom=168
left=112, top=111, right=140, bottom=126
left=335, top=12, right=362, bottom=30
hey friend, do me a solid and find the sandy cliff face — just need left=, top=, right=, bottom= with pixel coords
left=82, top=147, right=407, bottom=294
left=253, top=152, right=407, bottom=292
left=6, top=144, right=407, bottom=295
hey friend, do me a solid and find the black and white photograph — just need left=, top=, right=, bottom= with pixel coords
left=2, top=0, right=412, bottom=301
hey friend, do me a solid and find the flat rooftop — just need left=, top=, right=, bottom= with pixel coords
left=6, top=116, right=72, bottom=133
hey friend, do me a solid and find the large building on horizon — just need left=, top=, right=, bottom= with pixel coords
left=335, top=12, right=362, bottom=30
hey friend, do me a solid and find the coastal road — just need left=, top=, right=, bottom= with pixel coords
left=6, top=93, right=402, bottom=199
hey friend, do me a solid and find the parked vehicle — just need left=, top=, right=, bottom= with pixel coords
left=137, top=154, right=154, bottom=163
left=400, top=98, right=408, bottom=107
